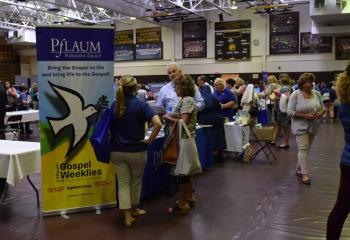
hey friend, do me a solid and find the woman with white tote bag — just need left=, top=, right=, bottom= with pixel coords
left=164, top=74, right=202, bottom=214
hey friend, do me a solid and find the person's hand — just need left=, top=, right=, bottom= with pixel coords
left=163, top=114, right=171, bottom=120
left=220, top=103, right=224, bottom=109
left=315, top=112, right=324, bottom=120
left=141, top=139, right=151, bottom=145
left=305, top=113, right=317, bottom=121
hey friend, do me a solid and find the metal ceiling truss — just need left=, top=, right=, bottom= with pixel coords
left=0, top=0, right=130, bottom=31
left=0, top=0, right=311, bottom=31
left=163, top=0, right=234, bottom=16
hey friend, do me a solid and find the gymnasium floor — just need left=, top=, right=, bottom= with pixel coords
left=0, top=122, right=347, bottom=240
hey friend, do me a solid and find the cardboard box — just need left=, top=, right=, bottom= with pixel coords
left=253, top=126, right=275, bottom=141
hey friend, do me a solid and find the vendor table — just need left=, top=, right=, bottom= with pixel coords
left=140, top=126, right=214, bottom=198
left=4, top=110, right=39, bottom=124
left=224, top=122, right=250, bottom=153
left=5, top=110, right=39, bottom=123
left=0, top=140, right=41, bottom=207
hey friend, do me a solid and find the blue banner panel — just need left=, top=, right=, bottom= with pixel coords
left=36, top=27, right=114, bottom=61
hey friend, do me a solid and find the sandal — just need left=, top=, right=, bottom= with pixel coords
left=131, top=208, right=146, bottom=217
left=168, top=202, right=191, bottom=214
left=124, top=216, right=136, bottom=227
left=187, top=199, right=197, bottom=208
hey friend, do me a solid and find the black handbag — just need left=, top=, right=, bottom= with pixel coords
left=249, top=91, right=259, bottom=117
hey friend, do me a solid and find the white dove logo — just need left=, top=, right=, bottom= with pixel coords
left=47, top=81, right=97, bottom=157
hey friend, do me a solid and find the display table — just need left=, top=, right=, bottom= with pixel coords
left=4, top=110, right=39, bottom=124
left=140, top=127, right=214, bottom=199
left=196, top=125, right=214, bottom=169
left=0, top=140, right=41, bottom=207
left=224, top=122, right=250, bottom=153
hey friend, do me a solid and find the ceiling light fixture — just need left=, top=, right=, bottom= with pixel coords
left=231, top=1, right=238, bottom=9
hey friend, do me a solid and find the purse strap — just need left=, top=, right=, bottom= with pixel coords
left=251, top=90, right=257, bottom=108
left=178, top=119, right=192, bottom=139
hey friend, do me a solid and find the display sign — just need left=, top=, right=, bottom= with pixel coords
left=114, top=44, right=134, bottom=61
left=270, top=35, right=299, bottom=54
left=114, top=30, right=134, bottom=45
left=300, top=32, right=332, bottom=53
left=182, top=20, right=207, bottom=58
left=215, top=20, right=251, bottom=31
left=215, top=30, right=250, bottom=60
left=135, top=43, right=163, bottom=60
left=336, top=36, right=350, bottom=60
left=270, top=12, right=299, bottom=54
left=136, top=27, right=161, bottom=44
left=36, top=26, right=116, bottom=215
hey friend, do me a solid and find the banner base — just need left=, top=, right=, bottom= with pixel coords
left=42, top=202, right=116, bottom=217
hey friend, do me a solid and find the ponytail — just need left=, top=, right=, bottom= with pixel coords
left=115, top=86, right=126, bottom=118
left=114, top=75, right=137, bottom=118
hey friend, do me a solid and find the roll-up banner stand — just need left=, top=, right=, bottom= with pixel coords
left=36, top=26, right=116, bottom=216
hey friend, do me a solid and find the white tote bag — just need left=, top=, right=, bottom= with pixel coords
left=279, top=93, right=288, bottom=113
left=174, top=120, right=202, bottom=176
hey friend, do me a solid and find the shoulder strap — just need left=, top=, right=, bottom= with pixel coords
left=313, top=90, right=324, bottom=110
left=179, top=119, right=192, bottom=139
left=251, top=90, right=257, bottom=108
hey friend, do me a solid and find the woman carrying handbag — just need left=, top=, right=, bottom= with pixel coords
left=110, top=76, right=162, bottom=227
left=164, top=74, right=202, bottom=214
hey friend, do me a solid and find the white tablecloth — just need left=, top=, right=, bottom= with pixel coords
left=5, top=110, right=39, bottom=124
left=224, top=122, right=250, bottom=153
left=0, top=140, right=41, bottom=186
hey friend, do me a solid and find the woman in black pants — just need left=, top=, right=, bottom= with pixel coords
left=327, top=63, right=350, bottom=239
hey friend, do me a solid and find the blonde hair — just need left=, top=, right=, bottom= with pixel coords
left=115, top=75, right=137, bottom=118
left=214, top=78, right=225, bottom=88
left=267, top=75, right=278, bottom=84
left=235, top=77, right=245, bottom=86
left=279, top=73, right=290, bottom=85
left=335, top=71, right=350, bottom=104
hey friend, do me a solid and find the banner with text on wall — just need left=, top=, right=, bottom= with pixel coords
left=36, top=26, right=116, bottom=215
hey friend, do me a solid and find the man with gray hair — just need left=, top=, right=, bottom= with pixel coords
left=156, top=62, right=205, bottom=113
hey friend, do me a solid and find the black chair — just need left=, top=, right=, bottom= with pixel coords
left=0, top=179, right=9, bottom=205
left=0, top=115, right=23, bottom=140
left=249, top=125, right=277, bottom=164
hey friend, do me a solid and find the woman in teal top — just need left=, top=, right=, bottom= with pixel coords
left=275, top=73, right=293, bottom=148
left=327, top=64, right=350, bottom=240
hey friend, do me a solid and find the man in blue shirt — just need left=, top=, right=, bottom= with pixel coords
left=156, top=62, right=205, bottom=113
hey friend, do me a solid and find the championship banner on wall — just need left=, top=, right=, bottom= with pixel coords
left=36, top=26, right=116, bottom=215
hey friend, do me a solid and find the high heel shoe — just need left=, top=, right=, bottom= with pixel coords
left=168, top=202, right=191, bottom=214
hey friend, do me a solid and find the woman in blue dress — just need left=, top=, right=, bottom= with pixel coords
left=327, top=63, right=350, bottom=239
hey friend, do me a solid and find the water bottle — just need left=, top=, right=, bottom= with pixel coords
left=235, top=112, right=240, bottom=125
left=166, top=106, right=173, bottom=113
